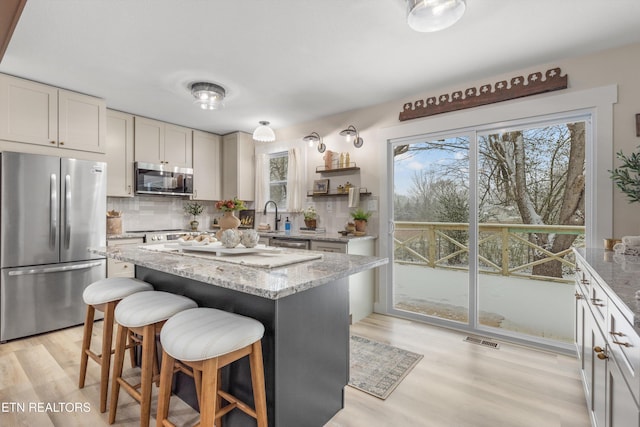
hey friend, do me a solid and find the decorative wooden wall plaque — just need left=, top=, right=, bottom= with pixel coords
left=399, top=68, right=568, bottom=122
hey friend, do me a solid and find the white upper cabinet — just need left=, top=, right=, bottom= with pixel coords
left=164, top=123, right=192, bottom=167
left=192, top=130, right=221, bottom=201
left=0, top=73, right=106, bottom=153
left=0, top=74, right=57, bottom=146
left=134, top=116, right=163, bottom=164
left=106, top=109, right=134, bottom=197
left=58, top=89, right=106, bottom=152
left=134, top=116, right=192, bottom=168
left=222, top=131, right=254, bottom=201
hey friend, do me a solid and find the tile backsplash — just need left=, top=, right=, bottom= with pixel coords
left=107, top=195, right=378, bottom=235
left=107, top=196, right=219, bottom=232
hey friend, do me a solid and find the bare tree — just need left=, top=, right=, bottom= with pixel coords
left=479, top=123, right=585, bottom=277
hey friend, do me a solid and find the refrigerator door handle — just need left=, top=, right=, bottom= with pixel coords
left=64, top=174, right=71, bottom=249
left=7, top=261, right=104, bottom=276
left=50, top=173, right=58, bottom=249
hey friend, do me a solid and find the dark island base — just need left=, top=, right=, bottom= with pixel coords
left=136, top=266, right=350, bottom=427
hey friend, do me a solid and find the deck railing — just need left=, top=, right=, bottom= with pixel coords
left=393, top=222, right=585, bottom=283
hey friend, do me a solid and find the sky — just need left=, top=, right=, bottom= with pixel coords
left=393, top=139, right=469, bottom=197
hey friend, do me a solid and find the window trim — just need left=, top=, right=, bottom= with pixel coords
left=377, top=84, right=617, bottom=323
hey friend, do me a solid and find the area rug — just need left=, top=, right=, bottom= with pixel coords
left=349, top=335, right=423, bottom=400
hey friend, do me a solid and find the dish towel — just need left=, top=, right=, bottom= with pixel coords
left=622, top=236, right=640, bottom=246
left=613, top=236, right=640, bottom=256
left=348, top=187, right=360, bottom=208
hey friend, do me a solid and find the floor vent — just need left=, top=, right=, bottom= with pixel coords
left=463, top=336, right=500, bottom=349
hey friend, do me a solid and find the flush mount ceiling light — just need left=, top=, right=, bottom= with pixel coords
left=190, top=81, right=225, bottom=110
left=339, top=125, right=364, bottom=148
left=252, top=121, right=276, bottom=142
left=303, top=132, right=326, bottom=153
left=407, top=0, right=466, bottom=32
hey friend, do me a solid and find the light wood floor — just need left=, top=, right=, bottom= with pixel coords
left=0, top=313, right=589, bottom=427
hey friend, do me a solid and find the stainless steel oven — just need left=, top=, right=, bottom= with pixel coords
left=135, top=162, right=193, bottom=196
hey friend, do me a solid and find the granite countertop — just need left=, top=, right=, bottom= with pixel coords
left=107, top=231, right=377, bottom=243
left=575, top=248, right=640, bottom=330
left=90, top=244, right=387, bottom=300
left=259, top=231, right=377, bottom=243
left=107, top=232, right=146, bottom=240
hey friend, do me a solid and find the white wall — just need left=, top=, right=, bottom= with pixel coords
left=275, top=42, right=640, bottom=240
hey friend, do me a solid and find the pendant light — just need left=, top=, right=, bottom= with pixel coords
left=407, top=0, right=466, bottom=32
left=252, top=121, right=276, bottom=142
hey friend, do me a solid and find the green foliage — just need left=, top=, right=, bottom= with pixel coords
left=303, top=206, right=317, bottom=220
left=610, top=147, right=640, bottom=203
left=350, top=208, right=372, bottom=221
left=215, top=197, right=247, bottom=211
left=184, top=201, right=204, bottom=218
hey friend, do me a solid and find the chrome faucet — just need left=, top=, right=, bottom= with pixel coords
left=263, top=200, right=281, bottom=231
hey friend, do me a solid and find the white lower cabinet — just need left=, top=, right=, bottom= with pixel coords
left=310, top=239, right=375, bottom=323
left=574, top=257, right=640, bottom=427
left=107, top=238, right=143, bottom=278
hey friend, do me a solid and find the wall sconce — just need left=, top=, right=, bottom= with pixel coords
left=339, top=125, right=364, bottom=148
left=303, top=131, right=326, bottom=153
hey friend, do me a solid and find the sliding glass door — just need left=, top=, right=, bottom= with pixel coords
left=475, top=120, right=586, bottom=342
left=390, top=114, right=588, bottom=347
left=392, top=134, right=472, bottom=325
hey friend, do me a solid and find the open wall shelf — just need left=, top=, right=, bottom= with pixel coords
left=307, top=188, right=371, bottom=198
left=315, top=163, right=360, bottom=174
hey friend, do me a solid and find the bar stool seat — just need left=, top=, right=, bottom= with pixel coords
left=79, top=277, right=153, bottom=413
left=109, top=291, right=197, bottom=427
left=157, top=307, right=268, bottom=427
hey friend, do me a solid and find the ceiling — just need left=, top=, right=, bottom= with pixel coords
left=2, top=0, right=640, bottom=136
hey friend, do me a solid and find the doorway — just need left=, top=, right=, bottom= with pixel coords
left=389, top=115, right=589, bottom=347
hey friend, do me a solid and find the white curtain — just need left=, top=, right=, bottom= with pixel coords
left=286, top=148, right=302, bottom=212
left=255, top=153, right=269, bottom=209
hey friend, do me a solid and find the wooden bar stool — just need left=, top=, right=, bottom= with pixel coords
left=156, top=307, right=268, bottom=427
left=79, top=277, right=154, bottom=413
left=109, top=291, right=197, bottom=427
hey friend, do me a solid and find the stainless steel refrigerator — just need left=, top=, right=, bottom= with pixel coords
left=0, top=152, right=107, bottom=342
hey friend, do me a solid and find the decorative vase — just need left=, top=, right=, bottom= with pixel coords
left=240, top=229, right=260, bottom=248
left=190, top=220, right=199, bottom=231
left=220, top=229, right=242, bottom=248
left=217, top=211, right=241, bottom=238
left=304, top=218, right=317, bottom=229
left=354, top=219, right=367, bottom=233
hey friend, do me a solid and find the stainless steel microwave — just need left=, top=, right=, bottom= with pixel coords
left=134, top=162, right=193, bottom=196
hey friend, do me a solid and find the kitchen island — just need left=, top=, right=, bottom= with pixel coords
left=90, top=243, right=387, bottom=427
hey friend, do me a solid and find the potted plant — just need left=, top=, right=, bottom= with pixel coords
left=350, top=208, right=371, bottom=233
left=184, top=201, right=204, bottom=231
left=303, top=206, right=317, bottom=229
left=610, top=146, right=640, bottom=203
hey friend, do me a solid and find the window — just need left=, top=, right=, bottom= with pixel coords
left=268, top=151, right=288, bottom=208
